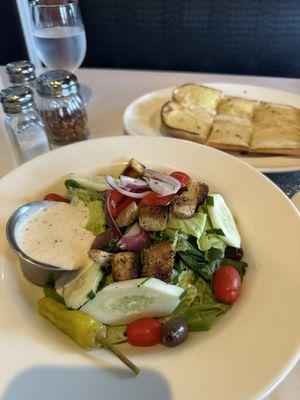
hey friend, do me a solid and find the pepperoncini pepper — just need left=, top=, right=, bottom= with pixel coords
left=38, top=297, right=140, bottom=375
left=38, top=297, right=106, bottom=348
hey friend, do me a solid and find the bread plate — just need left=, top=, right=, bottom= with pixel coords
left=123, top=84, right=300, bottom=172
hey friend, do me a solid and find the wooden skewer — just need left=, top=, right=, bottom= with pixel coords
left=95, top=330, right=140, bottom=375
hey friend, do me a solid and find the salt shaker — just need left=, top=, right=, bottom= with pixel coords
left=37, top=70, right=89, bottom=145
left=5, top=60, right=37, bottom=90
left=0, top=86, right=50, bottom=163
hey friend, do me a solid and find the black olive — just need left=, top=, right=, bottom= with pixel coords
left=160, top=318, right=189, bottom=347
left=225, top=246, right=244, bottom=261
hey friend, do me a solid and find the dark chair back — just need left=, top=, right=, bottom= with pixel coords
left=80, top=0, right=300, bottom=77
left=0, top=0, right=27, bottom=66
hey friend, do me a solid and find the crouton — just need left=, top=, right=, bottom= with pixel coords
left=88, top=249, right=114, bottom=267
left=141, top=242, right=175, bottom=283
left=116, top=201, right=139, bottom=227
left=112, top=251, right=140, bottom=281
left=121, top=158, right=145, bottom=178
left=138, top=205, right=168, bottom=231
left=171, top=181, right=209, bottom=218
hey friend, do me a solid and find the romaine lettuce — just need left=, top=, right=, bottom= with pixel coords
left=85, top=200, right=106, bottom=236
left=167, top=209, right=207, bottom=238
left=165, top=269, right=230, bottom=331
left=65, top=180, right=107, bottom=236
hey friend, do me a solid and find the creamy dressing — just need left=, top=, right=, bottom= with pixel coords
left=16, top=202, right=95, bottom=270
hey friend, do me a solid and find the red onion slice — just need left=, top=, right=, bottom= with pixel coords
left=118, top=223, right=150, bottom=251
left=143, top=177, right=176, bottom=196
left=120, top=175, right=149, bottom=191
left=105, top=191, right=122, bottom=238
left=106, top=175, right=150, bottom=198
left=144, top=169, right=181, bottom=196
left=91, top=228, right=115, bottom=250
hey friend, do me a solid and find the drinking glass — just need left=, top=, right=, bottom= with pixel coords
left=30, top=0, right=87, bottom=72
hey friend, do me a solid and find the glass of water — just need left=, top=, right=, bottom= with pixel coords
left=30, top=0, right=87, bottom=72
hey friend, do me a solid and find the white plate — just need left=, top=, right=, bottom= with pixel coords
left=123, top=84, right=300, bottom=173
left=0, top=137, right=299, bottom=400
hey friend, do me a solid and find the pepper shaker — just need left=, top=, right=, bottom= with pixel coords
left=37, top=70, right=90, bottom=145
left=0, top=86, right=50, bottom=163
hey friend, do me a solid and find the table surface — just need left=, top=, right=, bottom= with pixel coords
left=0, top=67, right=299, bottom=399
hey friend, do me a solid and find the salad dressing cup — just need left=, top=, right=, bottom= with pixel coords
left=6, top=201, right=79, bottom=286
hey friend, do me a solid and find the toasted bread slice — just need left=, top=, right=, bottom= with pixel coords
left=161, top=101, right=213, bottom=144
left=172, top=84, right=222, bottom=114
left=254, top=102, right=300, bottom=127
left=206, top=120, right=252, bottom=152
left=217, top=96, right=258, bottom=120
left=250, top=125, right=300, bottom=155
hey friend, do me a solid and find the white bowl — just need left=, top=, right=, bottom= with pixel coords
left=0, top=136, right=299, bottom=400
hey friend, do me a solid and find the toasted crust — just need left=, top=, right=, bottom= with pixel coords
left=116, top=201, right=139, bottom=227
left=138, top=205, right=168, bottom=231
left=112, top=251, right=140, bottom=281
left=248, top=147, right=300, bottom=155
left=141, top=242, right=175, bottom=283
left=122, top=158, right=145, bottom=178
left=88, top=249, right=114, bottom=267
left=172, top=181, right=209, bottom=218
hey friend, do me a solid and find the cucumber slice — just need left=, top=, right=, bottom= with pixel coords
left=81, top=277, right=185, bottom=325
left=62, top=262, right=104, bottom=309
left=207, top=193, right=241, bottom=248
left=68, top=174, right=119, bottom=192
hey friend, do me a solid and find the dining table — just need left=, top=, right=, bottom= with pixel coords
left=0, top=67, right=299, bottom=400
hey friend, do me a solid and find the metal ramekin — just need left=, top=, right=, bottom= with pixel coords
left=6, top=201, right=78, bottom=286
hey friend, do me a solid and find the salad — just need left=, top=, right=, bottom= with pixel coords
left=29, top=159, right=247, bottom=373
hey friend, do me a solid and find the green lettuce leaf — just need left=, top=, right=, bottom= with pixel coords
left=167, top=209, right=207, bottom=238
left=165, top=269, right=230, bottom=331
left=85, top=200, right=106, bottom=235
left=197, top=217, right=227, bottom=253
left=177, top=269, right=198, bottom=306
left=65, top=181, right=107, bottom=236
left=66, top=183, right=105, bottom=205
left=178, top=252, right=220, bottom=281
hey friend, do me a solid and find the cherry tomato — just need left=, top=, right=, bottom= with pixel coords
left=43, top=193, right=69, bottom=203
left=140, top=192, right=176, bottom=206
left=170, top=171, right=191, bottom=188
left=126, top=318, right=163, bottom=346
left=108, top=190, right=125, bottom=217
left=213, top=265, right=241, bottom=304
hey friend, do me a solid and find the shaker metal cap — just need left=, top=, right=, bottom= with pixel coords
left=37, top=70, right=79, bottom=98
left=6, top=60, right=36, bottom=84
left=0, top=86, right=34, bottom=114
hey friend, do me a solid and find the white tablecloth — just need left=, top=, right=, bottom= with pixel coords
left=0, top=67, right=299, bottom=399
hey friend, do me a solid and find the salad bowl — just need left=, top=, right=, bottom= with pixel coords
left=0, top=136, right=299, bottom=400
